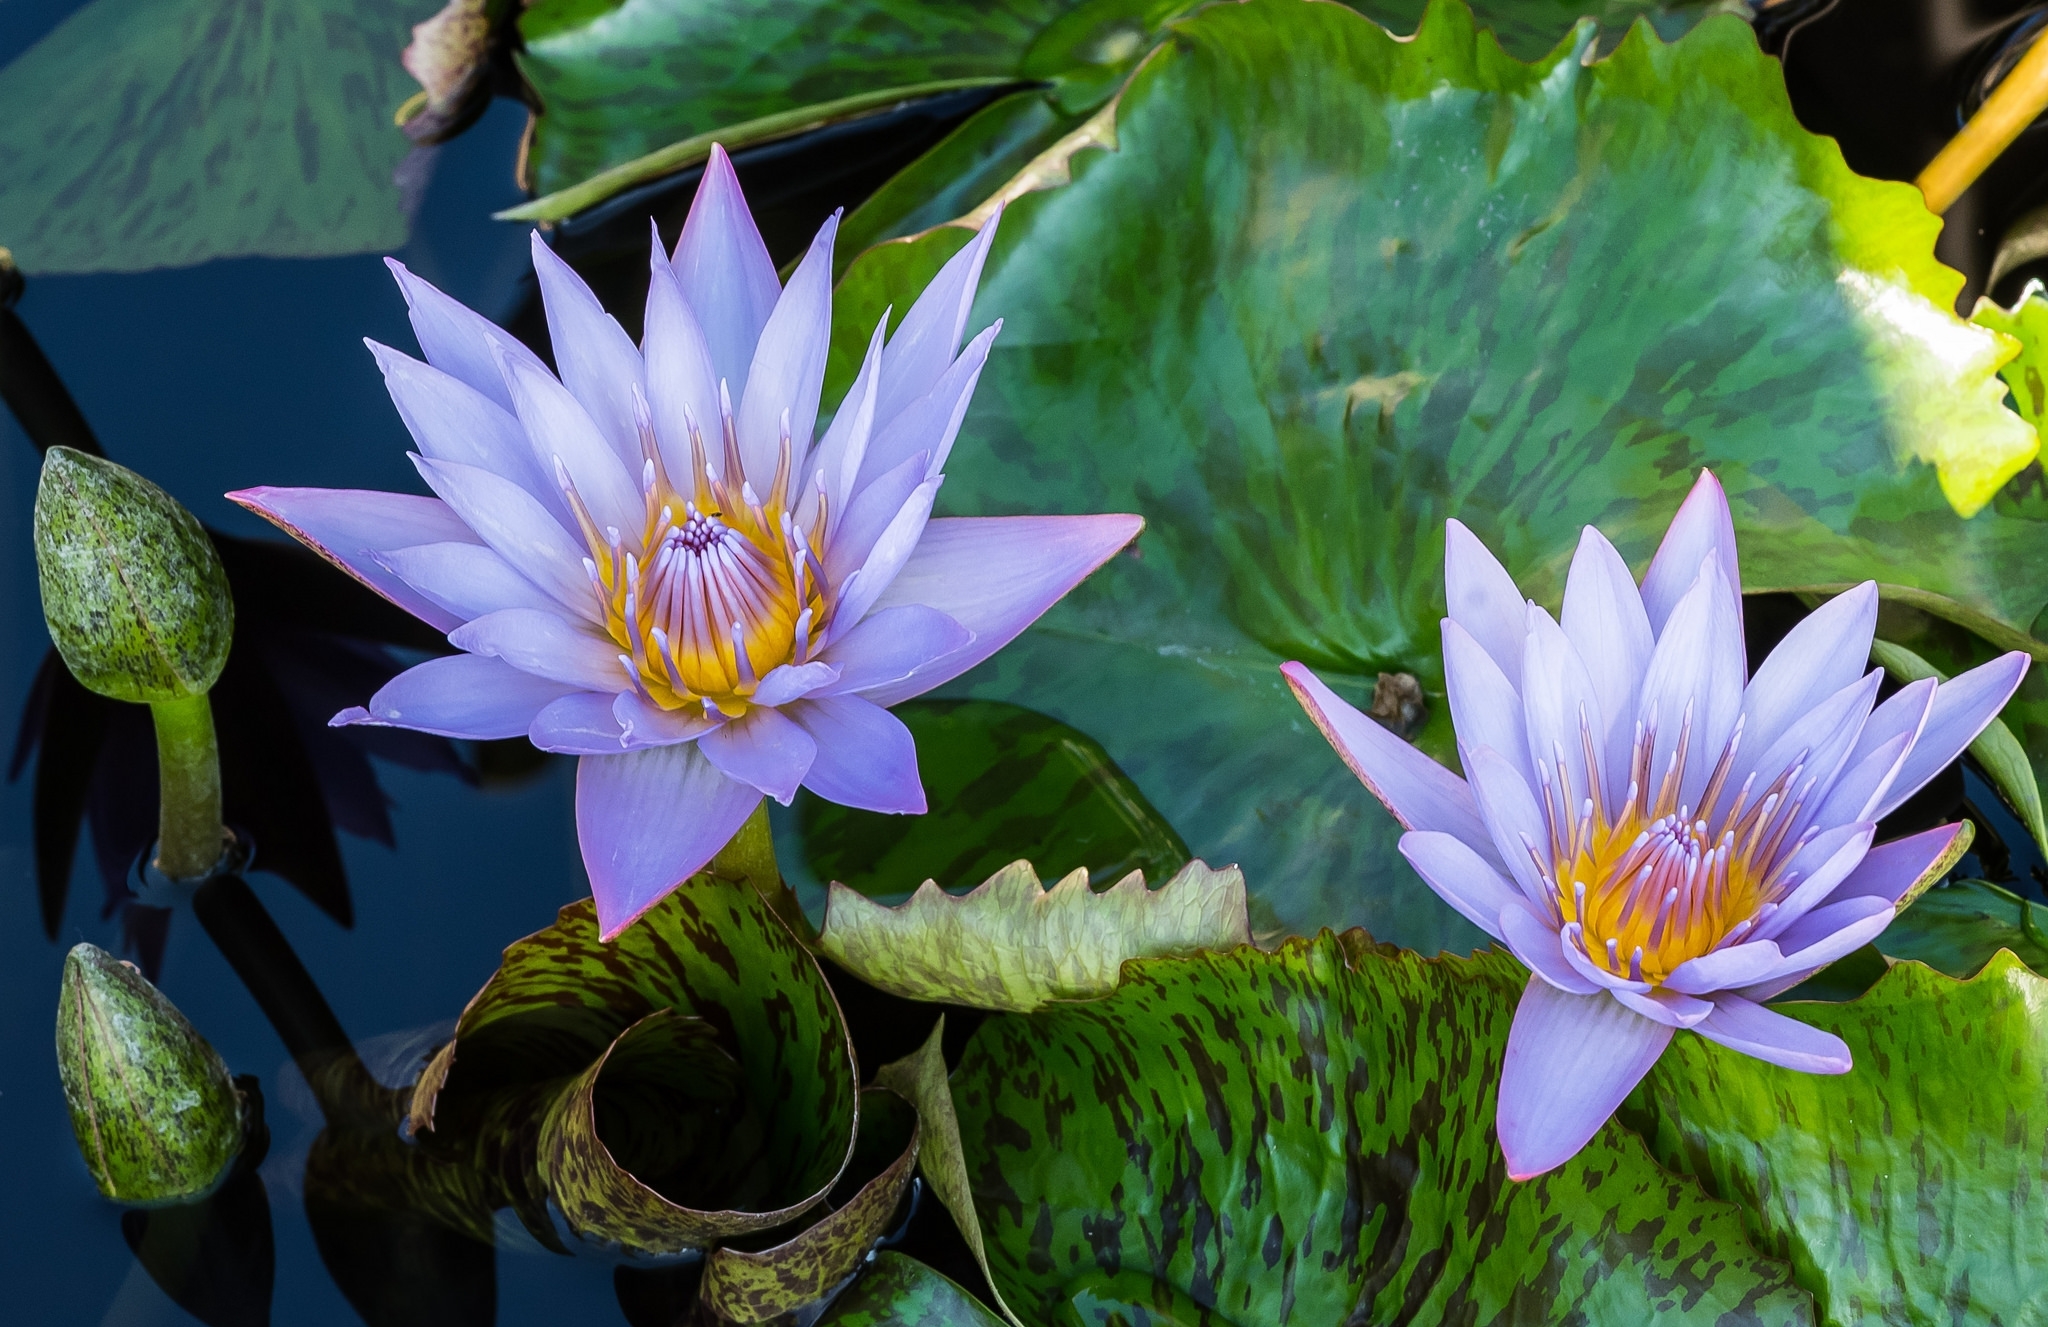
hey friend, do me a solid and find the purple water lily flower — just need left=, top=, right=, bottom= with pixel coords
left=1284, top=471, right=2028, bottom=1179
left=230, top=146, right=1141, bottom=938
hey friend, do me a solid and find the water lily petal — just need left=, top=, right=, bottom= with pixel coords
left=1635, top=558, right=1744, bottom=812
left=750, top=661, right=840, bottom=707
left=1694, top=994, right=1851, bottom=1073
left=669, top=144, right=781, bottom=397
left=737, top=212, right=837, bottom=486
left=1738, top=669, right=1880, bottom=812
left=498, top=349, right=642, bottom=538
left=875, top=205, right=1000, bottom=423
left=1826, top=822, right=1968, bottom=906
left=385, top=257, right=548, bottom=413
left=806, top=310, right=888, bottom=521
left=1557, top=925, right=1653, bottom=993
left=1875, top=651, right=2031, bottom=819
left=699, top=704, right=817, bottom=804
left=1444, top=519, right=1526, bottom=688
left=226, top=485, right=481, bottom=632
left=1497, top=979, right=1672, bottom=1180
left=615, top=692, right=720, bottom=748
left=859, top=321, right=1000, bottom=488
left=1520, top=605, right=1607, bottom=822
left=578, top=745, right=762, bottom=940
left=1498, top=900, right=1599, bottom=994
left=1395, top=830, right=1521, bottom=943
left=1664, top=940, right=1785, bottom=996
left=1442, top=618, right=1531, bottom=782
left=1638, top=470, right=1741, bottom=645
left=379, top=541, right=564, bottom=623
left=530, top=692, right=630, bottom=754
left=1285, top=662, right=1496, bottom=863
left=1559, top=525, right=1653, bottom=791
left=1739, top=581, right=1878, bottom=759
left=1809, top=730, right=1912, bottom=831
left=1462, top=743, right=1552, bottom=901
left=832, top=478, right=941, bottom=633
left=531, top=232, right=646, bottom=467
left=410, top=456, right=597, bottom=615
left=367, top=341, right=565, bottom=523
left=1611, top=986, right=1713, bottom=1028
left=862, top=514, right=1144, bottom=705
left=342, top=653, right=577, bottom=739
left=825, top=450, right=930, bottom=588
left=1756, top=895, right=1895, bottom=985
left=643, top=222, right=724, bottom=486
left=786, top=695, right=925, bottom=814
left=1751, top=821, right=1875, bottom=942
left=816, top=604, right=973, bottom=698
left=449, top=608, right=630, bottom=691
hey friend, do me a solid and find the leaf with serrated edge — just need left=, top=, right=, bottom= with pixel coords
left=821, top=859, right=1249, bottom=1012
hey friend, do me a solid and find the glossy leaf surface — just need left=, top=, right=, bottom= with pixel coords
left=818, top=1252, right=1007, bottom=1327
left=1873, top=879, right=2048, bottom=976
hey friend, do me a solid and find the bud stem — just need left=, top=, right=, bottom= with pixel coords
left=149, top=691, right=224, bottom=880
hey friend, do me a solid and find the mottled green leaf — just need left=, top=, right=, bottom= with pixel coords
left=1869, top=637, right=2047, bottom=854
left=819, top=1252, right=1007, bottom=1327
left=700, top=1089, right=921, bottom=1323
left=0, top=0, right=432, bottom=273
left=952, top=934, right=1813, bottom=1324
left=1972, top=277, right=2048, bottom=440
left=1626, top=954, right=2048, bottom=1325
left=796, top=699, right=1189, bottom=909
left=827, top=0, right=2048, bottom=949
left=408, top=855, right=857, bottom=1257
left=820, top=859, right=1248, bottom=1012
left=1874, top=878, right=2048, bottom=977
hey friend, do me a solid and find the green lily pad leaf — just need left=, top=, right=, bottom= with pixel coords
left=0, top=0, right=432, bottom=273
left=701, top=1089, right=920, bottom=1323
left=818, top=1252, right=1007, bottom=1327
left=796, top=698, right=1188, bottom=909
left=408, top=860, right=857, bottom=1257
left=951, top=934, right=1813, bottom=1323
left=875, top=1020, right=1025, bottom=1327
left=827, top=0, right=2048, bottom=947
left=1873, top=878, right=2048, bottom=977
left=1626, top=954, right=2048, bottom=1324
left=820, top=859, right=1248, bottom=1012
left=1971, top=277, right=2048, bottom=436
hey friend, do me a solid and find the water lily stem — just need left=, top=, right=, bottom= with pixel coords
left=716, top=804, right=816, bottom=944
left=150, top=691, right=225, bottom=880
left=1918, top=29, right=2048, bottom=213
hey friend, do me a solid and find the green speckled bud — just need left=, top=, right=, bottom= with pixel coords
left=56, top=943, right=243, bottom=1206
left=33, top=447, right=233, bottom=704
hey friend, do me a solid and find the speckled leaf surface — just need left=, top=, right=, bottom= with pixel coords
left=1624, top=954, right=2048, bottom=1325
left=825, top=0, right=2048, bottom=948
left=950, top=934, right=1814, bottom=1324
left=820, top=859, right=1248, bottom=1011
left=0, top=0, right=433, bottom=273
left=818, top=1252, right=1007, bottom=1327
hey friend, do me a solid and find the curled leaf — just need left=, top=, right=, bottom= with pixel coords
left=817, top=1252, right=1007, bottom=1326
left=820, top=859, right=1250, bottom=1012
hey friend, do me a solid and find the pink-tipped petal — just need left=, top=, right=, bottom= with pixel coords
left=643, top=223, right=725, bottom=484
left=1739, top=582, right=1878, bottom=759
left=1396, top=830, right=1523, bottom=943
left=378, top=541, right=562, bottom=623
left=385, top=257, right=549, bottom=412
left=698, top=704, right=817, bottom=804
left=1442, top=618, right=1532, bottom=781
left=1694, top=995, right=1851, bottom=1074
left=672, top=144, right=782, bottom=397
left=578, top=745, right=762, bottom=939
left=861, top=514, right=1143, bottom=706
left=1444, top=519, right=1527, bottom=688
left=1497, top=900, right=1600, bottom=994
left=410, top=456, right=595, bottom=615
left=1284, top=662, right=1497, bottom=862
left=346, top=653, right=579, bottom=739
left=1497, top=979, right=1672, bottom=1180
left=816, top=604, right=973, bottom=698
left=367, top=341, right=563, bottom=521
left=1639, top=470, right=1741, bottom=644
left=530, top=692, right=631, bottom=754
left=1875, top=651, right=2031, bottom=819
left=531, top=231, right=646, bottom=466
left=1755, top=895, right=1895, bottom=985
left=876, top=206, right=1001, bottom=423
left=1559, top=526, right=1653, bottom=789
left=448, top=608, right=631, bottom=691
left=750, top=662, right=840, bottom=707
left=227, top=486, right=481, bottom=633
left=1634, top=559, right=1744, bottom=811
left=737, top=212, right=837, bottom=484
left=1827, top=822, right=1968, bottom=906
left=787, top=695, right=926, bottom=814
left=1663, top=940, right=1785, bottom=996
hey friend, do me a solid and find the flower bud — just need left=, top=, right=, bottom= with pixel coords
left=56, top=943, right=244, bottom=1205
left=34, top=447, right=233, bottom=703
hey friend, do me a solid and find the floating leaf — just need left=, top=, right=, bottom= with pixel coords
left=951, top=934, right=1813, bottom=1323
left=0, top=0, right=434, bottom=273
left=1626, top=954, right=2048, bottom=1324
left=817, top=1252, right=1007, bottom=1327
left=821, top=859, right=1248, bottom=1012
left=827, top=0, right=2048, bottom=948
left=1874, top=878, right=2048, bottom=977
left=409, top=861, right=857, bottom=1258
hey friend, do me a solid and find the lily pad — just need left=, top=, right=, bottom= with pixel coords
left=0, top=0, right=433, bottom=273
left=408, top=859, right=858, bottom=1257
left=817, top=1252, right=1007, bottom=1327
left=1873, top=877, right=2048, bottom=976
left=825, top=0, right=2048, bottom=947
left=1626, top=953, right=2048, bottom=1324
left=820, top=859, right=1249, bottom=1011
left=951, top=934, right=1813, bottom=1323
